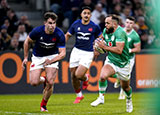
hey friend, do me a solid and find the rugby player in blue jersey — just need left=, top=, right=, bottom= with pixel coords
left=65, top=6, right=102, bottom=104
left=22, top=12, right=66, bottom=112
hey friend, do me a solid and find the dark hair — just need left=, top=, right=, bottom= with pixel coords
left=44, top=12, right=58, bottom=21
left=106, top=14, right=119, bottom=24
left=81, top=6, right=92, bottom=13
left=126, top=16, right=135, bottom=22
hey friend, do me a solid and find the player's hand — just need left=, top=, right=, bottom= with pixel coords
left=93, top=49, right=100, bottom=61
left=43, top=59, right=51, bottom=67
left=22, top=58, right=28, bottom=71
left=96, top=38, right=106, bottom=49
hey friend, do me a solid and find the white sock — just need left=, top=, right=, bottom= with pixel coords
left=99, top=93, right=104, bottom=98
left=40, top=76, right=45, bottom=82
left=85, top=75, right=89, bottom=81
left=76, top=91, right=83, bottom=97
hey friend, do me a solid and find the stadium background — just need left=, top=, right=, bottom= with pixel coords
left=0, top=0, right=160, bottom=97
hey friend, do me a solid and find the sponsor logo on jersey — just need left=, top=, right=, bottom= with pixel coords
left=77, top=32, right=91, bottom=40
left=40, top=42, right=55, bottom=49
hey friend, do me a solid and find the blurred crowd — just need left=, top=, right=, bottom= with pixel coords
left=0, top=0, right=159, bottom=51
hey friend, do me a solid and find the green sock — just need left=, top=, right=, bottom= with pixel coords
left=99, top=80, right=108, bottom=95
left=124, top=87, right=132, bottom=99
left=112, top=74, right=117, bottom=78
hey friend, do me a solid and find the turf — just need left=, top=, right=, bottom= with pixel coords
left=0, top=92, right=156, bottom=115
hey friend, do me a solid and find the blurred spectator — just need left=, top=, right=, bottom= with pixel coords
left=91, top=3, right=107, bottom=25
left=107, top=0, right=121, bottom=13
left=99, top=0, right=108, bottom=13
left=99, top=14, right=105, bottom=30
left=133, top=24, right=139, bottom=32
left=0, top=0, right=10, bottom=26
left=17, top=24, right=28, bottom=50
left=79, top=0, right=95, bottom=12
left=6, top=9, right=18, bottom=34
left=62, top=0, right=81, bottom=27
left=0, top=25, right=11, bottom=50
left=50, top=0, right=64, bottom=27
left=140, top=31, right=148, bottom=49
left=8, top=37, right=19, bottom=51
left=17, top=15, right=33, bottom=33
left=2, top=19, right=12, bottom=36
left=136, top=16, right=149, bottom=35
left=112, top=3, right=122, bottom=15
left=148, top=29, right=156, bottom=45
left=120, top=7, right=132, bottom=24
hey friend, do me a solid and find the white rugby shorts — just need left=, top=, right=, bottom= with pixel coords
left=69, top=47, right=94, bottom=69
left=30, top=54, right=59, bottom=71
left=104, top=57, right=131, bottom=81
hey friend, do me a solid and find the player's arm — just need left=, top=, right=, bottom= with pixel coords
left=97, top=40, right=124, bottom=54
left=44, top=47, right=66, bottom=66
left=22, top=36, right=33, bottom=69
left=130, top=43, right=141, bottom=53
left=65, top=32, right=72, bottom=42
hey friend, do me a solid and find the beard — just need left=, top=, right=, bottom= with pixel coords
left=106, top=27, right=114, bottom=34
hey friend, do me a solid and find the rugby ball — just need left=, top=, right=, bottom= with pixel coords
left=94, top=38, right=106, bottom=54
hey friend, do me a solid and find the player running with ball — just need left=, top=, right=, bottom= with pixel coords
left=91, top=14, right=133, bottom=113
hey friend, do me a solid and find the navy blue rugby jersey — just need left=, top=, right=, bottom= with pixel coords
left=68, top=19, right=102, bottom=51
left=29, top=25, right=65, bottom=57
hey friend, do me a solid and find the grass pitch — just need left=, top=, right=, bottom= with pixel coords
left=0, top=92, right=156, bottom=115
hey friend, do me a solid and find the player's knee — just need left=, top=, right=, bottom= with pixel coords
left=30, top=80, right=39, bottom=86
left=75, top=72, right=83, bottom=79
left=122, top=85, right=130, bottom=92
left=47, top=80, right=54, bottom=86
left=100, top=75, right=107, bottom=81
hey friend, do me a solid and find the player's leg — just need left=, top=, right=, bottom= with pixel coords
left=75, top=64, right=90, bottom=90
left=29, top=69, right=43, bottom=86
left=40, top=67, right=57, bottom=112
left=91, top=64, right=115, bottom=106
left=121, top=79, right=133, bottom=113
left=70, top=67, right=84, bottom=103
left=118, top=88, right=125, bottom=100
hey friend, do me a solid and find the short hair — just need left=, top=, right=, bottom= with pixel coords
left=126, top=16, right=135, bottom=22
left=81, top=6, right=92, bottom=13
left=44, top=12, right=58, bottom=21
left=106, top=14, right=119, bottom=24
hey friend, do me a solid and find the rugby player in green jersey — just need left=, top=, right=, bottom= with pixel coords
left=91, top=14, right=133, bottom=113
left=114, top=16, right=141, bottom=100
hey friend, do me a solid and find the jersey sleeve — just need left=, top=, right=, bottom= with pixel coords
left=133, top=33, right=141, bottom=44
left=57, top=31, right=66, bottom=48
left=29, top=27, right=39, bottom=40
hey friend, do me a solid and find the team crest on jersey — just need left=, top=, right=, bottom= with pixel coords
left=77, top=27, right=80, bottom=31
left=108, top=41, right=113, bottom=46
left=52, top=37, right=56, bottom=42
left=128, top=37, right=131, bottom=42
left=88, top=28, right=93, bottom=32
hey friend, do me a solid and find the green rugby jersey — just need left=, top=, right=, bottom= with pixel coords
left=103, top=26, right=130, bottom=68
left=126, top=29, right=141, bottom=59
